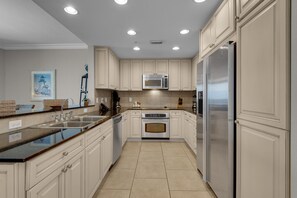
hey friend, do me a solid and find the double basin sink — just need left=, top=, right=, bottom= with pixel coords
left=31, top=115, right=108, bottom=130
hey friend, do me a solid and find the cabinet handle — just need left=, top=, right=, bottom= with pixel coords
left=62, top=152, right=69, bottom=156
left=62, top=167, right=68, bottom=173
left=235, top=16, right=240, bottom=21
left=209, top=43, right=215, bottom=48
left=67, top=164, right=72, bottom=169
left=234, top=120, right=239, bottom=124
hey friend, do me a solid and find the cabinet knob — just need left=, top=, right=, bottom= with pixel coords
left=235, top=16, right=240, bottom=21
left=234, top=120, right=239, bottom=124
left=67, top=164, right=72, bottom=169
left=209, top=44, right=215, bottom=48
left=62, top=167, right=68, bottom=173
left=62, top=151, right=69, bottom=156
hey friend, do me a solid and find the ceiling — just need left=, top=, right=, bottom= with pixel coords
left=1, top=0, right=222, bottom=58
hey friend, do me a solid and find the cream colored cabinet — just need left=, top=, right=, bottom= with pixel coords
left=156, top=60, right=169, bottom=74
left=192, top=54, right=199, bottom=90
left=131, top=60, right=143, bottom=91
left=180, top=60, right=192, bottom=90
left=120, top=60, right=131, bottom=91
left=168, top=60, right=181, bottom=91
left=200, top=0, right=235, bottom=57
left=237, top=0, right=290, bottom=130
left=130, top=110, right=141, bottom=138
left=143, top=60, right=156, bottom=73
left=100, top=128, right=113, bottom=177
left=122, top=111, right=130, bottom=146
left=0, top=164, right=16, bottom=198
left=236, top=120, right=288, bottom=198
left=236, top=0, right=274, bottom=20
left=27, top=151, right=84, bottom=198
left=170, top=111, right=182, bottom=138
left=95, top=47, right=119, bottom=90
left=183, top=112, right=197, bottom=154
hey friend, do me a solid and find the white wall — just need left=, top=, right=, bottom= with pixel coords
left=3, top=47, right=94, bottom=108
left=0, top=49, right=5, bottom=100
left=291, top=0, right=297, bottom=196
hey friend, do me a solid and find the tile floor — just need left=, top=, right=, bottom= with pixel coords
left=94, top=141, right=216, bottom=198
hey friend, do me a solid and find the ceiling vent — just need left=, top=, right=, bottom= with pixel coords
left=150, top=40, right=163, bottom=45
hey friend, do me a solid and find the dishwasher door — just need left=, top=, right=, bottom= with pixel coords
left=112, top=114, right=122, bottom=164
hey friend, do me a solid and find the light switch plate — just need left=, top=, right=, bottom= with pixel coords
left=96, top=97, right=99, bottom=103
left=9, top=132, right=22, bottom=143
left=9, top=120, right=22, bottom=129
left=84, top=108, right=88, bottom=113
left=104, top=97, right=107, bottom=103
left=129, top=97, right=132, bottom=102
left=101, top=98, right=104, bottom=103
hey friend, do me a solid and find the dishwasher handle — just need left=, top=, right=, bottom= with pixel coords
left=113, top=115, right=122, bottom=123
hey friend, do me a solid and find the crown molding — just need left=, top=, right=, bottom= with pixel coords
left=1, top=43, right=88, bottom=50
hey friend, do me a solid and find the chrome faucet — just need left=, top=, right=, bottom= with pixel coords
left=60, top=98, right=74, bottom=121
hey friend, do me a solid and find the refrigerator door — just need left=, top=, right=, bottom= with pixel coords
left=206, top=43, right=235, bottom=198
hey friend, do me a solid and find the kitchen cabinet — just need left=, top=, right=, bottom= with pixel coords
left=122, top=111, right=130, bottom=146
left=236, top=0, right=274, bottom=20
left=200, top=0, right=235, bottom=57
left=27, top=151, right=84, bottom=198
left=120, top=60, right=131, bottom=91
left=130, top=110, right=141, bottom=138
left=168, top=60, right=181, bottom=91
left=236, top=120, right=288, bottom=198
left=143, top=60, right=156, bottom=73
left=192, top=53, right=199, bottom=90
left=237, top=0, right=290, bottom=130
left=156, top=60, right=169, bottom=74
left=100, top=126, right=113, bottom=177
left=170, top=110, right=182, bottom=138
left=183, top=112, right=197, bottom=154
left=95, top=47, right=119, bottom=90
left=0, top=164, right=16, bottom=198
left=130, top=60, right=143, bottom=91
left=180, top=60, right=192, bottom=90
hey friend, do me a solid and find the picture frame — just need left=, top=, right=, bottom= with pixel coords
left=31, top=70, right=56, bottom=101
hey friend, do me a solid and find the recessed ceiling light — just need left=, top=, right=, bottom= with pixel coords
left=127, top=29, right=136, bottom=36
left=133, top=46, right=140, bottom=51
left=194, top=0, right=206, bottom=3
left=172, top=46, right=180, bottom=51
left=64, top=6, right=78, bottom=15
left=114, top=0, right=128, bottom=5
left=180, top=29, right=190, bottom=35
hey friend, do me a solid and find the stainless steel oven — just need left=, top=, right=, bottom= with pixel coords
left=141, top=113, right=170, bottom=138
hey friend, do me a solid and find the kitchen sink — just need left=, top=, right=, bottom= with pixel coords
left=31, top=121, right=94, bottom=129
left=70, top=115, right=107, bottom=122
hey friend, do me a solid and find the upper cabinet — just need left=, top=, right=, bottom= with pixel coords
left=169, top=59, right=192, bottom=91
left=120, top=60, right=131, bottom=91
left=130, top=60, right=143, bottom=91
left=95, top=47, right=119, bottom=90
left=142, top=59, right=169, bottom=74
left=156, top=60, right=169, bottom=74
left=237, top=0, right=290, bottom=130
left=168, top=60, right=181, bottom=91
left=191, top=53, right=200, bottom=90
left=236, top=0, right=275, bottom=20
left=200, top=0, right=235, bottom=58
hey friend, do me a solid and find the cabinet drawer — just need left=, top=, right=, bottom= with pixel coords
left=130, top=110, right=141, bottom=116
left=170, top=110, right=182, bottom=116
left=85, top=126, right=104, bottom=146
left=26, top=135, right=84, bottom=189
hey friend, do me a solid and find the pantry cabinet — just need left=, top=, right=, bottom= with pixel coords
left=95, top=47, right=119, bottom=90
left=170, top=111, right=182, bottom=138
left=130, top=110, right=141, bottom=138
left=131, top=60, right=143, bottom=91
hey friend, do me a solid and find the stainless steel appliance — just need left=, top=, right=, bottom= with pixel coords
left=112, top=114, right=122, bottom=164
left=141, top=113, right=170, bottom=138
left=142, top=74, right=168, bottom=90
left=196, top=42, right=235, bottom=198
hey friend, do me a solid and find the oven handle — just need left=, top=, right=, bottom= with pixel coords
left=141, top=118, right=169, bottom=119
left=142, top=119, right=169, bottom=123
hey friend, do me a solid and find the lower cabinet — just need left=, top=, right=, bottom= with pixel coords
left=0, top=164, right=17, bottom=198
left=121, top=111, right=130, bottom=146
left=236, top=119, right=289, bottom=198
left=100, top=129, right=113, bottom=177
left=27, top=151, right=84, bottom=198
left=170, top=110, right=182, bottom=138
left=183, top=112, right=197, bottom=154
left=130, top=110, right=141, bottom=138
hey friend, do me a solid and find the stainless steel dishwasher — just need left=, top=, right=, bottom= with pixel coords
left=112, top=114, right=122, bottom=164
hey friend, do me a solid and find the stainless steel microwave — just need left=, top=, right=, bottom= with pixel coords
left=142, top=74, right=168, bottom=90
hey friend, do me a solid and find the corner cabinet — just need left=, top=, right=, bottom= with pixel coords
left=200, top=0, right=235, bottom=58
left=95, top=47, right=119, bottom=90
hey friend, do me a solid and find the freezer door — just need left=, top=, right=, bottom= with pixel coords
left=206, top=43, right=235, bottom=198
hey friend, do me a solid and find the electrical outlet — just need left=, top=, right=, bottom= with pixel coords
left=9, top=132, right=22, bottom=143
left=101, top=98, right=104, bottom=103
left=84, top=108, right=88, bottom=113
left=104, top=97, right=107, bottom=103
left=9, top=120, right=22, bottom=129
left=129, top=97, right=133, bottom=102
left=96, top=97, right=99, bottom=103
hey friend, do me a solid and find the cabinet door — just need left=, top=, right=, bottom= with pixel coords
left=170, top=113, right=182, bottom=138
left=27, top=168, right=63, bottom=198
left=236, top=120, right=288, bottom=198
left=200, top=20, right=216, bottom=57
left=180, top=60, right=192, bottom=90
left=236, top=0, right=274, bottom=20
left=120, top=60, right=131, bottom=90
left=101, top=130, right=113, bottom=178
left=168, top=60, right=181, bottom=91
left=108, top=51, right=116, bottom=89
left=237, top=1, right=290, bottom=129
left=214, top=0, right=235, bottom=45
left=85, top=139, right=101, bottom=198
left=64, top=152, right=84, bottom=198
left=130, top=115, right=141, bottom=138
left=192, top=55, right=199, bottom=90
left=122, top=117, right=127, bottom=146
left=0, top=165, right=14, bottom=198
left=95, top=48, right=109, bottom=88
left=143, top=60, right=156, bottom=73
left=114, top=56, right=120, bottom=90
left=131, top=60, right=143, bottom=91
left=156, top=60, right=169, bottom=74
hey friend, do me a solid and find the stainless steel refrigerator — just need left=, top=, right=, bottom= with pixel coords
left=196, top=42, right=235, bottom=198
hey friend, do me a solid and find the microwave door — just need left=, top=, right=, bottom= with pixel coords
left=143, top=78, right=162, bottom=89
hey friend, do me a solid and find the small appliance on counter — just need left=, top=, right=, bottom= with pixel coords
left=111, top=91, right=121, bottom=115
left=99, top=103, right=109, bottom=115
left=177, top=97, right=183, bottom=108
left=192, top=94, right=197, bottom=113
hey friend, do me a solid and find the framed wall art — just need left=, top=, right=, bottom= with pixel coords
left=31, top=70, right=56, bottom=101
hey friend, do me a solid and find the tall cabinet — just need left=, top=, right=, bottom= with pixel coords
left=236, top=0, right=290, bottom=197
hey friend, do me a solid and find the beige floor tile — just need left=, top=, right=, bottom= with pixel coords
left=161, top=142, right=184, bottom=149
left=124, top=141, right=142, bottom=149
left=114, top=156, right=138, bottom=169
left=102, top=169, right=135, bottom=190
left=166, top=170, right=207, bottom=190
left=130, top=179, right=170, bottom=198
left=135, top=161, right=166, bottom=179
left=96, top=190, right=130, bottom=198
left=170, top=191, right=213, bottom=198
left=138, top=151, right=164, bottom=162
left=141, top=142, right=162, bottom=152
left=121, top=147, right=140, bottom=157
left=162, top=147, right=187, bottom=157
left=164, top=156, right=194, bottom=170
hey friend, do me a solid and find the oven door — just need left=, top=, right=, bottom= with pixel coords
left=142, top=119, right=169, bottom=138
